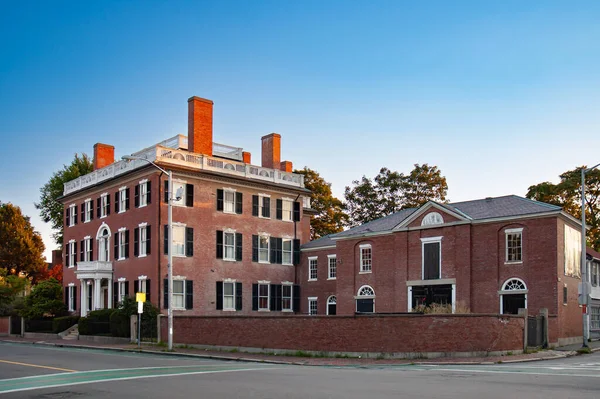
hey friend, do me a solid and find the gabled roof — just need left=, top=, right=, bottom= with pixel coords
left=300, top=234, right=337, bottom=250
left=332, top=208, right=418, bottom=239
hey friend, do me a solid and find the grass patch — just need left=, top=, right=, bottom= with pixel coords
left=577, top=347, right=592, bottom=355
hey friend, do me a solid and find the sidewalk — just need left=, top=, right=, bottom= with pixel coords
left=1, top=336, right=596, bottom=367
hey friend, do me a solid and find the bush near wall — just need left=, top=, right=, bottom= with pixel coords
left=52, top=316, right=79, bottom=333
left=25, top=318, right=54, bottom=333
left=78, top=310, right=114, bottom=336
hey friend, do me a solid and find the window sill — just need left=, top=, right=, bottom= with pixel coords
left=359, top=271, right=372, bottom=274
left=281, top=219, right=293, bottom=223
left=138, top=254, right=147, bottom=258
left=100, top=215, right=107, bottom=219
left=84, top=220, right=90, bottom=224
left=222, top=308, right=236, bottom=312
left=308, top=279, right=317, bottom=282
left=117, top=257, right=126, bottom=261
left=258, top=261, right=271, bottom=265
left=504, top=261, right=523, bottom=265
left=138, top=204, right=147, bottom=209
left=327, top=277, right=337, bottom=281
left=282, top=263, right=293, bottom=267
left=68, top=266, right=75, bottom=269
left=258, top=216, right=271, bottom=220
left=172, top=254, right=187, bottom=258
left=118, top=210, right=126, bottom=214
left=282, top=309, right=293, bottom=313
left=222, top=210, right=237, bottom=215
left=258, top=309, right=270, bottom=312
left=223, top=258, right=237, bottom=262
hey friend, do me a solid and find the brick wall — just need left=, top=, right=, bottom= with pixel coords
left=162, top=314, right=524, bottom=354
left=0, top=317, right=9, bottom=336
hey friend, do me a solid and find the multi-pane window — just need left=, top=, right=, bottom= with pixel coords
left=224, top=190, right=235, bottom=213
left=506, top=229, right=523, bottom=263
left=282, top=199, right=293, bottom=221
left=117, top=229, right=128, bottom=260
left=223, top=282, right=235, bottom=310
left=282, top=239, right=293, bottom=265
left=258, top=284, right=269, bottom=310
left=592, top=262, right=599, bottom=287
left=309, top=257, right=318, bottom=281
left=68, top=285, right=75, bottom=311
left=118, top=281, right=127, bottom=302
left=84, top=237, right=92, bottom=262
left=84, top=200, right=93, bottom=222
left=282, top=285, right=293, bottom=311
left=171, top=182, right=186, bottom=206
left=68, top=241, right=76, bottom=267
left=328, top=255, right=337, bottom=279
left=98, top=228, right=109, bottom=261
left=360, top=245, right=372, bottom=273
left=259, top=235, right=269, bottom=263
left=118, top=188, right=127, bottom=213
left=137, top=225, right=150, bottom=257
left=100, top=194, right=109, bottom=217
left=173, top=280, right=185, bottom=309
left=224, top=232, right=235, bottom=260
left=308, top=298, right=318, bottom=315
left=259, top=195, right=270, bottom=218
left=173, top=225, right=186, bottom=256
left=68, top=205, right=76, bottom=227
left=138, top=181, right=149, bottom=207
left=591, top=307, right=600, bottom=331
left=138, top=279, right=147, bottom=294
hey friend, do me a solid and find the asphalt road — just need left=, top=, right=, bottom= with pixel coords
left=0, top=342, right=599, bottom=398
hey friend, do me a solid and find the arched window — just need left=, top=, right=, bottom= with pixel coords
left=327, top=295, right=337, bottom=315
left=421, top=212, right=444, bottom=226
left=500, top=278, right=527, bottom=315
left=96, top=224, right=111, bottom=262
left=356, top=285, right=375, bottom=313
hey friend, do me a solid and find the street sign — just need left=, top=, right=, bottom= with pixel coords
left=136, top=292, right=146, bottom=303
left=138, top=301, right=144, bottom=314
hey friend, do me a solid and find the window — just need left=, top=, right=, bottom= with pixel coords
left=356, top=285, right=375, bottom=313
left=258, top=283, right=269, bottom=310
left=165, top=279, right=193, bottom=310
left=98, top=227, right=110, bottom=261
left=309, top=257, right=318, bottom=281
left=223, top=282, right=235, bottom=310
left=136, top=180, right=151, bottom=207
left=592, top=262, right=599, bottom=287
left=99, top=194, right=109, bottom=218
left=327, top=295, right=337, bottom=315
left=67, top=240, right=76, bottom=267
left=422, top=237, right=441, bottom=280
left=173, top=225, right=186, bottom=256
left=217, top=230, right=241, bottom=261
left=68, top=285, right=76, bottom=311
left=563, top=285, right=568, bottom=305
left=500, top=278, right=527, bottom=314
left=173, top=280, right=185, bottom=309
left=167, top=181, right=193, bottom=207
left=282, top=199, right=293, bottom=221
left=67, top=204, right=76, bottom=227
left=328, top=255, right=337, bottom=279
left=217, top=189, right=242, bottom=214
left=164, top=225, right=193, bottom=257
left=252, top=195, right=271, bottom=218
left=282, top=239, right=293, bottom=265
left=138, top=279, right=147, bottom=294
left=83, top=199, right=93, bottom=223
left=591, top=307, right=600, bottom=331
left=360, top=244, right=372, bottom=273
left=282, top=284, right=293, bottom=311
left=83, top=237, right=92, bottom=262
left=259, top=235, right=269, bottom=263
left=135, top=224, right=151, bottom=257
left=118, top=280, right=127, bottom=303
left=224, top=232, right=235, bottom=260
left=116, top=229, right=129, bottom=260
left=421, top=212, right=444, bottom=226
left=216, top=281, right=241, bottom=311
left=118, top=188, right=129, bottom=213
left=505, top=228, right=523, bottom=263
left=308, top=297, right=318, bottom=315
left=224, top=190, right=235, bottom=213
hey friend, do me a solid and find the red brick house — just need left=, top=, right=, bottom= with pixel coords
left=300, top=196, right=585, bottom=346
left=61, top=96, right=311, bottom=317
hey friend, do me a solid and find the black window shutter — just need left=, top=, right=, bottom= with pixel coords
left=64, top=287, right=68, bottom=306
left=134, top=228, right=139, bottom=257
left=73, top=286, right=77, bottom=310
left=107, top=195, right=111, bottom=215
left=115, top=192, right=119, bottom=213
left=65, top=208, right=70, bottom=226
left=185, top=280, right=193, bottom=309
left=276, top=199, right=283, bottom=220
left=252, top=284, right=258, bottom=311
left=73, top=241, right=77, bottom=263
left=293, top=285, right=301, bottom=312
left=74, top=206, right=77, bottom=224
left=216, top=189, right=224, bottom=211
left=96, top=198, right=101, bottom=218
left=275, top=285, right=282, bottom=311
left=270, top=237, right=277, bottom=263
left=90, top=241, right=94, bottom=261
left=293, top=201, right=301, bottom=221
left=146, top=181, right=152, bottom=204
left=216, top=230, right=223, bottom=259
left=124, top=230, right=130, bottom=259
left=146, top=226, right=151, bottom=255
left=293, top=239, right=300, bottom=265
left=134, top=280, right=139, bottom=294
left=164, top=180, right=169, bottom=203
left=424, top=242, right=440, bottom=280
left=135, top=185, right=140, bottom=207
left=252, top=195, right=259, bottom=216
left=80, top=240, right=84, bottom=261
left=216, top=282, right=223, bottom=310
left=80, top=203, right=85, bottom=220
left=235, top=233, right=242, bottom=261
left=65, top=247, right=69, bottom=268
left=146, top=280, right=151, bottom=302
left=269, top=284, right=277, bottom=311
left=186, top=184, right=194, bottom=207
left=163, top=279, right=168, bottom=309
left=163, top=225, right=168, bottom=255
left=252, top=235, right=258, bottom=262
left=89, top=202, right=93, bottom=220
left=186, top=227, right=194, bottom=257
left=113, top=282, right=119, bottom=306
left=235, top=192, right=243, bottom=214
left=125, top=281, right=129, bottom=296
left=126, top=188, right=130, bottom=210
left=235, top=283, right=243, bottom=311
left=277, top=238, right=283, bottom=264
left=263, top=197, right=270, bottom=218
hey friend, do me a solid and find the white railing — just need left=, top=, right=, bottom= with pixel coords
left=76, top=261, right=113, bottom=272
left=64, top=144, right=304, bottom=195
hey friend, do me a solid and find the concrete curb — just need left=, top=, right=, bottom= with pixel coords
left=0, top=339, right=593, bottom=367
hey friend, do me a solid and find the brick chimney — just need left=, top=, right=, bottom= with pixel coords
left=242, top=151, right=252, bottom=164
left=261, top=133, right=281, bottom=169
left=93, top=143, right=115, bottom=170
left=280, top=161, right=293, bottom=172
left=188, top=96, right=213, bottom=156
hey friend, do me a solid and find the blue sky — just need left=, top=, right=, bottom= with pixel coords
left=1, top=1, right=599, bottom=260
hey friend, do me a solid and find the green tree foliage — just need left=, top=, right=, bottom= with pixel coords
left=0, top=270, right=28, bottom=315
left=36, top=153, right=93, bottom=246
left=344, top=164, right=448, bottom=227
left=0, top=202, right=47, bottom=281
left=526, top=166, right=600, bottom=250
left=20, top=278, right=66, bottom=319
left=294, top=167, right=348, bottom=239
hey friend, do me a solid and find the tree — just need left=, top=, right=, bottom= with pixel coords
left=0, top=269, right=28, bottom=316
left=20, top=278, right=66, bottom=319
left=38, top=264, right=63, bottom=285
left=344, top=164, right=448, bottom=227
left=36, top=153, right=93, bottom=246
left=0, top=202, right=47, bottom=281
left=294, top=167, right=348, bottom=239
left=526, top=166, right=600, bottom=250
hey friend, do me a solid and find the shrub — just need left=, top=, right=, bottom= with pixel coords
left=53, top=316, right=79, bottom=333
left=88, top=309, right=114, bottom=323
left=24, top=317, right=54, bottom=333
left=109, top=311, right=130, bottom=337
left=20, top=279, right=67, bottom=319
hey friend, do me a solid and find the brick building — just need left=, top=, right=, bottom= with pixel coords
left=300, top=196, right=586, bottom=345
left=61, top=96, right=311, bottom=317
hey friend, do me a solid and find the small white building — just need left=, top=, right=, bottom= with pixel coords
left=587, top=248, right=600, bottom=339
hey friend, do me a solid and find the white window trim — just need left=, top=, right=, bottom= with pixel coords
left=172, top=277, right=187, bottom=311
left=355, top=285, right=375, bottom=313
left=505, top=228, right=524, bottom=264
left=84, top=237, right=92, bottom=262
left=84, top=199, right=92, bottom=223
left=282, top=238, right=293, bottom=266
left=172, top=223, right=187, bottom=258
left=118, top=187, right=127, bottom=214
left=421, top=236, right=442, bottom=280
left=258, top=234, right=270, bottom=264
left=308, top=256, right=318, bottom=281
left=258, top=194, right=271, bottom=219
left=308, top=297, right=318, bottom=316
left=117, top=229, right=127, bottom=261
left=326, top=295, right=337, bottom=315
left=68, top=240, right=76, bottom=268
left=139, top=224, right=148, bottom=258
left=359, top=244, right=372, bottom=274
left=100, top=193, right=109, bottom=218
left=68, top=204, right=76, bottom=227
left=257, top=282, right=270, bottom=312
left=281, top=198, right=294, bottom=222
left=222, top=281, right=236, bottom=311
left=222, top=188, right=237, bottom=214
left=281, top=283, right=294, bottom=312
left=171, top=179, right=187, bottom=208
left=327, top=254, right=337, bottom=280
left=139, top=180, right=149, bottom=208
left=223, top=230, right=236, bottom=261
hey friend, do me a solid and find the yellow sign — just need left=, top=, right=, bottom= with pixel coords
left=136, top=292, right=146, bottom=303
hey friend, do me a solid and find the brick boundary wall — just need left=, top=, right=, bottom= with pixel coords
left=161, top=314, right=524, bottom=355
left=0, top=317, right=9, bottom=336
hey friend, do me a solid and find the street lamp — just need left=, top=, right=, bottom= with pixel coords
left=122, top=155, right=175, bottom=351
left=581, top=162, right=600, bottom=348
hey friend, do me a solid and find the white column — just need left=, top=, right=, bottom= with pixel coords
left=94, top=278, right=101, bottom=310
left=80, top=279, right=87, bottom=317
left=107, top=278, right=113, bottom=309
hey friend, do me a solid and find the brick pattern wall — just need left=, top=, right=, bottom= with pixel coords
left=0, top=317, right=9, bottom=335
left=297, top=247, right=337, bottom=314
left=162, top=314, right=524, bottom=354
